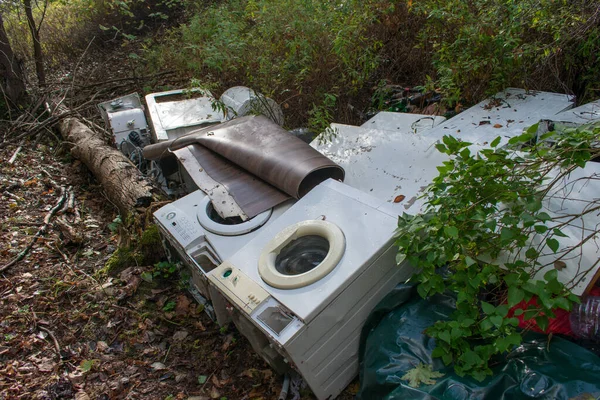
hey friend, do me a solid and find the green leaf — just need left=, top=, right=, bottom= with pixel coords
left=438, top=330, right=451, bottom=343
left=490, top=136, right=501, bottom=148
left=543, top=269, right=558, bottom=282
left=480, top=319, right=493, bottom=331
left=400, top=363, right=445, bottom=388
left=435, top=143, right=448, bottom=153
left=553, top=228, right=569, bottom=238
left=442, top=352, right=453, bottom=365
left=568, top=293, right=582, bottom=304
left=198, top=375, right=208, bottom=384
left=536, top=212, right=552, bottom=222
left=496, top=304, right=509, bottom=317
left=481, top=301, right=495, bottom=315
left=507, top=287, right=524, bottom=307
left=462, top=350, right=482, bottom=367
left=163, top=301, right=176, bottom=312
left=525, top=247, right=539, bottom=259
left=140, top=272, right=153, bottom=283
left=465, top=256, right=477, bottom=267
left=500, top=227, right=515, bottom=240
left=461, top=318, right=475, bottom=327
left=526, top=200, right=542, bottom=212
left=431, top=346, right=446, bottom=358
left=554, top=297, right=570, bottom=311
left=513, top=308, right=524, bottom=316
left=505, top=332, right=522, bottom=346
left=546, top=238, right=560, bottom=253
left=444, top=226, right=459, bottom=238
left=535, top=315, right=549, bottom=332
left=503, top=273, right=520, bottom=286
left=490, top=315, right=503, bottom=328
left=80, top=359, right=94, bottom=373
left=534, top=225, right=548, bottom=234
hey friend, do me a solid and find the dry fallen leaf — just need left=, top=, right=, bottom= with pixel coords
left=394, top=195, right=406, bottom=203
left=172, top=330, right=189, bottom=342
left=554, top=260, right=567, bottom=271
left=493, top=123, right=503, bottom=128
left=401, top=363, right=444, bottom=388
left=150, top=362, right=167, bottom=371
left=211, top=374, right=221, bottom=387
left=175, top=294, right=191, bottom=316
left=210, top=386, right=220, bottom=399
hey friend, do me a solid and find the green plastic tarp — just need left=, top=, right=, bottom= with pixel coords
left=357, top=284, right=600, bottom=400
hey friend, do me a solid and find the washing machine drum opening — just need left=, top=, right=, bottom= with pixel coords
left=275, top=235, right=330, bottom=276
left=259, top=220, right=346, bottom=289
left=206, top=202, right=244, bottom=225
left=197, top=196, right=272, bottom=236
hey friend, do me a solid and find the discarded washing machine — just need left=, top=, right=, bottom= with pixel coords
left=154, top=190, right=294, bottom=325
left=145, top=88, right=223, bottom=143
left=97, top=93, right=151, bottom=152
left=208, top=179, right=414, bottom=400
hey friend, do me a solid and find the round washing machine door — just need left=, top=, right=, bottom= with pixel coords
left=197, top=197, right=272, bottom=236
left=258, top=220, right=345, bottom=289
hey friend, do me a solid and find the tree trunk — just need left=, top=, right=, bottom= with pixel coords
left=54, top=104, right=155, bottom=214
left=23, top=0, right=45, bottom=87
left=0, top=13, right=27, bottom=108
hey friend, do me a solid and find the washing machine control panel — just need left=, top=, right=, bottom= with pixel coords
left=208, top=262, right=270, bottom=314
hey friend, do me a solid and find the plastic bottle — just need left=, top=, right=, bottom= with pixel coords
left=570, top=296, right=600, bottom=340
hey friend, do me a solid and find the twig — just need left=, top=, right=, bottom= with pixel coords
left=70, top=37, right=96, bottom=107
left=38, top=325, right=61, bottom=357
left=8, top=144, right=22, bottom=164
left=3, top=191, right=24, bottom=202
left=0, top=186, right=67, bottom=273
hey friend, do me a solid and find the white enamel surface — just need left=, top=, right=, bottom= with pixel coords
left=552, top=99, right=600, bottom=124
left=422, top=88, right=574, bottom=147
left=311, top=123, right=449, bottom=215
left=196, top=196, right=272, bottom=236
left=361, top=111, right=446, bottom=134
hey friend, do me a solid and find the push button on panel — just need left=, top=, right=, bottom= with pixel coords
left=208, top=261, right=271, bottom=314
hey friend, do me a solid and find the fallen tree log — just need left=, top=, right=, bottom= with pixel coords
left=53, top=102, right=154, bottom=214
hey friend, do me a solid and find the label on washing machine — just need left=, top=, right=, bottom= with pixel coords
left=160, top=207, right=201, bottom=247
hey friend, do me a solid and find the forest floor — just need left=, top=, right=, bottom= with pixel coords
left=0, top=45, right=357, bottom=400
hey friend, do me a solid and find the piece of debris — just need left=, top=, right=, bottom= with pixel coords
left=400, top=363, right=445, bottom=388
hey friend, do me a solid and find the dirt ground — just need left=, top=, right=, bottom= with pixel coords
left=0, top=140, right=291, bottom=399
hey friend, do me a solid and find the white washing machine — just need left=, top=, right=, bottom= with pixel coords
left=207, top=179, right=414, bottom=399
left=154, top=190, right=294, bottom=324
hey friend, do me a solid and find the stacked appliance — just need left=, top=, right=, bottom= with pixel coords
left=155, top=88, right=583, bottom=399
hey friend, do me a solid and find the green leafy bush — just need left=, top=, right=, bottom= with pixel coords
left=396, top=124, right=600, bottom=380
left=410, top=0, right=600, bottom=104
left=146, top=0, right=396, bottom=129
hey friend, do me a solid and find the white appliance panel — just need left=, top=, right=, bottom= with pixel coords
left=224, top=180, right=400, bottom=323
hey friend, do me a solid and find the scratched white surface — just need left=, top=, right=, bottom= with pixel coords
left=422, top=88, right=574, bottom=146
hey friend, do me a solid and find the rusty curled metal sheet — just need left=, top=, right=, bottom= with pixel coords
left=143, top=116, right=345, bottom=218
